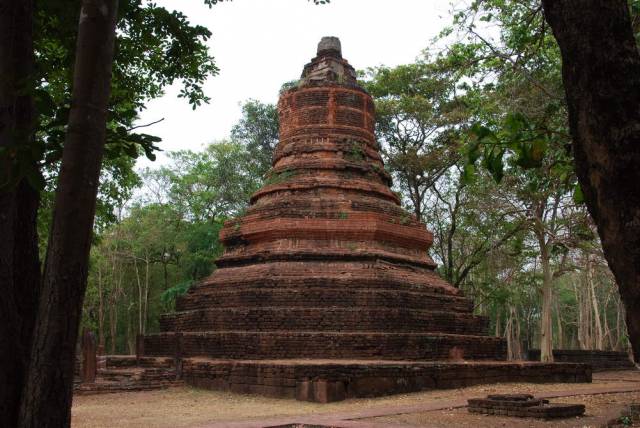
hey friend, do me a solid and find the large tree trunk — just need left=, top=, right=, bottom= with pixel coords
left=18, top=0, right=118, bottom=425
left=0, top=182, right=40, bottom=427
left=0, top=0, right=40, bottom=426
left=542, top=0, right=640, bottom=361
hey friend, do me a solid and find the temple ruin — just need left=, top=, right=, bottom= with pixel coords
left=141, top=37, right=590, bottom=402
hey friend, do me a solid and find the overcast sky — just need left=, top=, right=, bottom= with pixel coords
left=136, top=0, right=454, bottom=168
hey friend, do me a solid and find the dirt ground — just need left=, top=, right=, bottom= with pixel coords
left=71, top=371, right=640, bottom=428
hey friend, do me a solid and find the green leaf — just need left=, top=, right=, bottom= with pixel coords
left=530, top=140, right=547, bottom=163
left=489, top=149, right=505, bottom=183
left=469, top=123, right=495, bottom=141
left=504, top=112, right=527, bottom=135
left=462, top=162, right=476, bottom=184
left=467, top=142, right=481, bottom=164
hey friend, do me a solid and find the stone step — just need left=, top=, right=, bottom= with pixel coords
left=143, top=331, right=507, bottom=361
left=160, top=307, right=489, bottom=335
left=177, top=287, right=474, bottom=313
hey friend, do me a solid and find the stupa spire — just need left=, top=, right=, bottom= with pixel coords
left=300, top=36, right=358, bottom=87
left=317, top=36, right=342, bottom=57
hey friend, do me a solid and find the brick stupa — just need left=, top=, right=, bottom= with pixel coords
left=143, top=37, right=590, bottom=402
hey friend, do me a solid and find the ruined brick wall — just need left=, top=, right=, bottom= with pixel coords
left=527, top=349, right=634, bottom=371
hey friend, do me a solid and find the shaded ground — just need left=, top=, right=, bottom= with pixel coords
left=71, top=370, right=640, bottom=428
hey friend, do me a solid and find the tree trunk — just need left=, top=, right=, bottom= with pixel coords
left=0, top=181, right=40, bottom=427
left=540, top=254, right=554, bottom=362
left=575, top=274, right=589, bottom=349
left=163, top=258, right=169, bottom=290
left=108, top=293, right=118, bottom=354
left=126, top=305, right=135, bottom=354
left=542, top=0, right=640, bottom=362
left=0, top=0, right=40, bottom=426
left=134, top=256, right=143, bottom=334
left=587, top=256, right=604, bottom=350
left=603, top=290, right=613, bottom=350
left=554, top=297, right=564, bottom=349
left=505, top=305, right=522, bottom=360
left=144, top=253, right=150, bottom=334
left=616, top=296, right=627, bottom=352
left=18, top=1, right=118, bottom=426
left=108, top=233, right=121, bottom=353
left=97, top=261, right=105, bottom=349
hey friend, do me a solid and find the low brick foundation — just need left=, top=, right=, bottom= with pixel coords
left=181, top=358, right=591, bottom=402
left=527, top=349, right=635, bottom=371
left=74, top=356, right=182, bottom=395
left=468, top=394, right=586, bottom=419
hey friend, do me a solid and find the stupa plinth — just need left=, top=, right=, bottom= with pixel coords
left=142, top=38, right=591, bottom=401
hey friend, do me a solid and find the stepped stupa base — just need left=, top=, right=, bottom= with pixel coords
left=178, top=358, right=591, bottom=403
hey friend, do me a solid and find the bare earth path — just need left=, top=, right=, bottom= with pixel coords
left=72, top=370, right=640, bottom=428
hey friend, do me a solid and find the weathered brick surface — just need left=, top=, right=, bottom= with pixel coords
left=178, top=359, right=590, bottom=402
left=144, top=331, right=507, bottom=360
left=176, top=287, right=474, bottom=313
left=159, top=307, right=490, bottom=334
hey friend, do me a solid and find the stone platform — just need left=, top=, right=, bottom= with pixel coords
left=179, top=358, right=590, bottom=403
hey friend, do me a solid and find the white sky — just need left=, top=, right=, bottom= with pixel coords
left=136, top=0, right=453, bottom=168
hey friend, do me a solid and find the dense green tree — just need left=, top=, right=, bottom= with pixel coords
left=83, top=140, right=261, bottom=354
left=438, top=0, right=640, bottom=358
left=362, top=62, right=466, bottom=220
left=231, top=100, right=279, bottom=177
left=150, top=141, right=261, bottom=221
